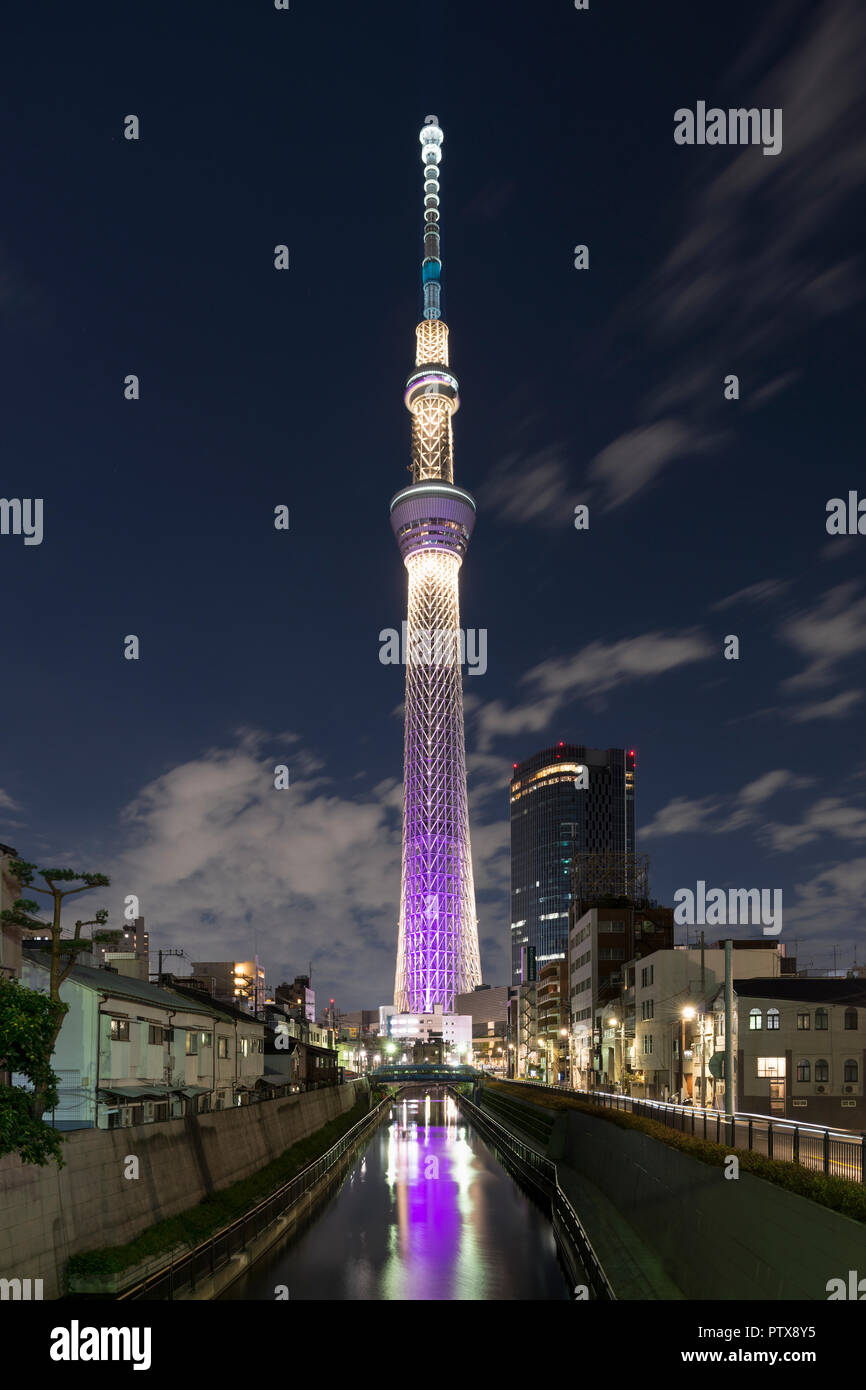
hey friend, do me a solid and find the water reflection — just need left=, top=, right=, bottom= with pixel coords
left=221, top=1090, right=569, bottom=1301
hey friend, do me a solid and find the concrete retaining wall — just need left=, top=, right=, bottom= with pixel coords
left=0, top=1080, right=367, bottom=1300
left=549, top=1106, right=866, bottom=1300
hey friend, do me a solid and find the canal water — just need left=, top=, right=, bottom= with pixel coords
left=220, top=1089, right=571, bottom=1300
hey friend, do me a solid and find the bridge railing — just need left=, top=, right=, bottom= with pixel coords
left=114, top=1089, right=398, bottom=1301
left=452, top=1088, right=615, bottom=1301
left=499, top=1079, right=866, bottom=1184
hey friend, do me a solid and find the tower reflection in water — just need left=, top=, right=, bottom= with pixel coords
left=219, top=1087, right=569, bottom=1300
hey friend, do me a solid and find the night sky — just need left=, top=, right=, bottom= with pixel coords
left=2, top=1, right=864, bottom=1009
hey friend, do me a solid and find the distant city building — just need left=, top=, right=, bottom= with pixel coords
left=510, top=745, right=636, bottom=984
left=454, top=984, right=515, bottom=1072
left=569, top=902, right=674, bottom=1089
left=275, top=975, right=316, bottom=1022
left=90, top=915, right=149, bottom=981
left=339, top=1008, right=381, bottom=1041
left=536, top=961, right=569, bottom=1084
left=387, top=1004, right=472, bottom=1058
left=192, top=957, right=265, bottom=1018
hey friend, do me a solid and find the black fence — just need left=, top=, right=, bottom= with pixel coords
left=452, top=1088, right=615, bottom=1300
left=115, top=1090, right=395, bottom=1300
left=503, top=1079, right=866, bottom=1184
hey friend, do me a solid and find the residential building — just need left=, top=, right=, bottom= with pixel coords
left=0, top=843, right=22, bottom=982
left=631, top=942, right=788, bottom=1102
left=536, top=961, right=569, bottom=1084
left=20, top=948, right=264, bottom=1128
left=708, top=977, right=866, bottom=1127
left=569, top=901, right=673, bottom=1089
left=510, top=744, right=636, bottom=984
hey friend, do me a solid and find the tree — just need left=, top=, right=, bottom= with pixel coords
left=0, top=859, right=119, bottom=1160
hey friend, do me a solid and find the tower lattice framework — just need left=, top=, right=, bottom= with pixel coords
left=391, top=116, right=482, bottom=1013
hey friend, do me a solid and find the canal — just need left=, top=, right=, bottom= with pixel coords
left=220, top=1089, right=572, bottom=1300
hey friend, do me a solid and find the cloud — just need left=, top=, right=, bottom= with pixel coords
left=640, top=796, right=722, bottom=838
left=739, top=769, right=814, bottom=805
left=789, top=689, right=863, bottom=721
left=477, top=446, right=571, bottom=529
left=473, top=629, right=714, bottom=752
left=587, top=421, right=696, bottom=510
left=711, top=579, right=790, bottom=612
left=779, top=582, right=866, bottom=689
left=762, top=797, right=866, bottom=853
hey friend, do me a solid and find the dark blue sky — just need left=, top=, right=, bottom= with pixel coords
left=2, top=0, right=865, bottom=1008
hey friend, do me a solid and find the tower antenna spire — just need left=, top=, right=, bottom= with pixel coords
left=420, top=114, right=444, bottom=321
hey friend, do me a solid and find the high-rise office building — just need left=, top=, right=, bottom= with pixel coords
left=392, top=116, right=482, bottom=1013
left=510, top=744, right=636, bottom=984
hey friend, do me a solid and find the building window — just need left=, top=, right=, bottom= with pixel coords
left=844, top=1009, right=858, bottom=1031
left=844, top=1059, right=858, bottom=1083
left=218, top=1037, right=230, bottom=1059
left=756, top=1057, right=785, bottom=1077
left=147, top=1024, right=164, bottom=1045
left=640, top=966, right=654, bottom=988
left=110, top=1019, right=130, bottom=1041
left=642, top=1035, right=653, bottom=1055
left=797, top=1012, right=810, bottom=1031
left=766, top=1008, right=780, bottom=1031
left=200, top=1032, right=212, bottom=1048
left=749, top=1008, right=762, bottom=1031
left=185, top=1031, right=198, bottom=1056
left=641, top=1000, right=654, bottom=1021
left=796, top=1061, right=811, bottom=1082
left=716, top=1013, right=724, bottom=1037
left=815, top=1008, right=828, bottom=1031
left=815, top=1059, right=829, bottom=1083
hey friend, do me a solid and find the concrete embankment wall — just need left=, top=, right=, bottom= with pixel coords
left=548, top=1104, right=866, bottom=1300
left=0, top=1080, right=367, bottom=1300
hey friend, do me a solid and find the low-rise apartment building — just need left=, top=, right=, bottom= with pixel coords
left=20, top=950, right=264, bottom=1128
left=631, top=942, right=788, bottom=1102
left=708, top=977, right=866, bottom=1127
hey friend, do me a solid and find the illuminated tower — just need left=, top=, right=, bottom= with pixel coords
left=391, top=116, right=482, bottom=1013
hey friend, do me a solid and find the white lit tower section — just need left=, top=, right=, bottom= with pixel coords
left=391, top=116, right=482, bottom=1013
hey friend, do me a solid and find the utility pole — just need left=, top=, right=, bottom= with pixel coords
left=724, top=938, right=735, bottom=1140
left=700, top=930, right=706, bottom=1109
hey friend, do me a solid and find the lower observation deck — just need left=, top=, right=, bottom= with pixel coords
left=390, top=480, right=476, bottom=562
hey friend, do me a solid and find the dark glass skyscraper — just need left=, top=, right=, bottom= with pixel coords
left=509, top=744, right=636, bottom=984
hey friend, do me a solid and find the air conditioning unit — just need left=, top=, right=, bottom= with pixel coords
left=816, top=1085, right=826, bottom=1093
left=844, top=1085, right=854, bottom=1094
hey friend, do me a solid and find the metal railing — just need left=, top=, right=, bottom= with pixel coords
left=500, top=1079, right=866, bottom=1184
left=452, top=1088, right=615, bottom=1300
left=115, top=1090, right=396, bottom=1300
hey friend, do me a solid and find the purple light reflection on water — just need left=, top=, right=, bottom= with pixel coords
left=219, top=1092, right=570, bottom=1301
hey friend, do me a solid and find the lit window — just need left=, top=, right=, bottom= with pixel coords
left=766, top=1008, right=780, bottom=1031
left=796, top=1012, right=810, bottom=1030
left=749, top=1008, right=762, bottom=1031
left=756, top=1057, right=785, bottom=1077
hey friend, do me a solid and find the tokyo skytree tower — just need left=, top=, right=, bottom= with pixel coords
left=391, top=116, right=482, bottom=1013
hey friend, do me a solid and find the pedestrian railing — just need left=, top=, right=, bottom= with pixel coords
left=115, top=1090, right=397, bottom=1300
left=500, top=1079, right=866, bottom=1184
left=452, top=1088, right=615, bottom=1300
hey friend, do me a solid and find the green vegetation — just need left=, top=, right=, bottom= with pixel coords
left=0, top=857, right=119, bottom=1164
left=486, top=1081, right=866, bottom=1225
left=65, top=1093, right=374, bottom=1289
